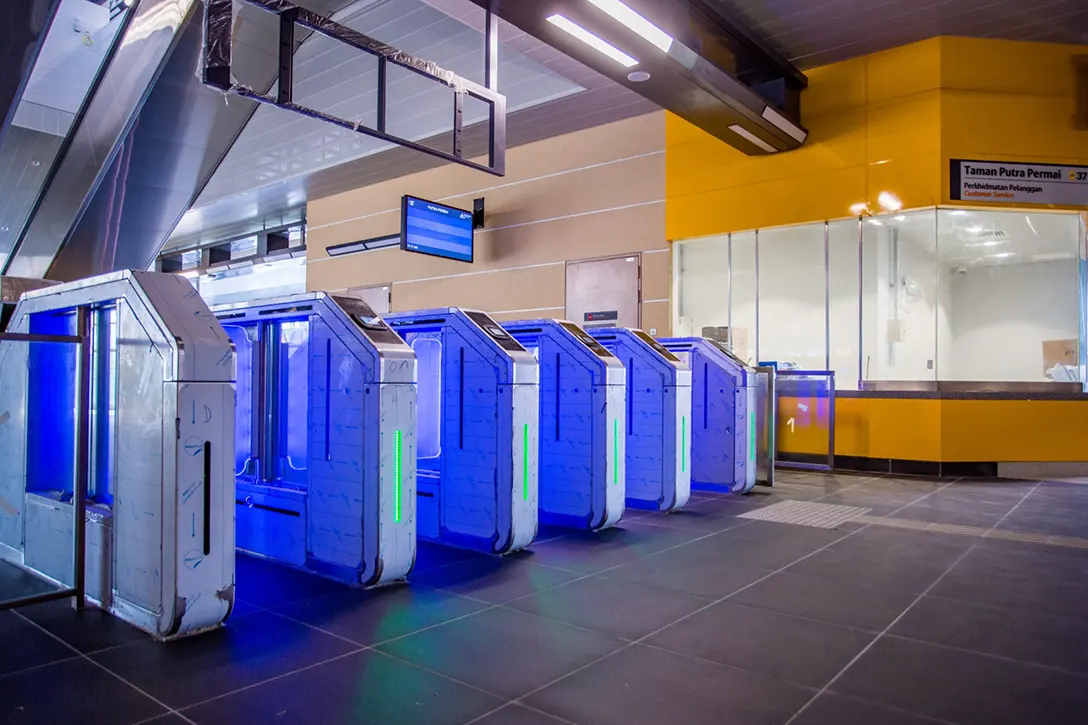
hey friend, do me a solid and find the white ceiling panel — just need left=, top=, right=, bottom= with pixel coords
left=194, top=0, right=584, bottom=208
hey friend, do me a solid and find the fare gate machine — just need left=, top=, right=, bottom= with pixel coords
left=212, top=293, right=416, bottom=587
left=588, top=328, right=691, bottom=512
left=0, top=272, right=235, bottom=639
left=660, top=338, right=758, bottom=494
left=503, top=320, right=626, bottom=531
left=385, top=308, right=538, bottom=554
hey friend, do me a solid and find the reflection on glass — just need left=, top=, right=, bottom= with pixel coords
left=278, top=320, right=309, bottom=485
left=0, top=0, right=130, bottom=264
left=828, top=219, right=860, bottom=389
left=861, top=211, right=938, bottom=382
left=731, top=232, right=757, bottom=364
left=411, top=337, right=442, bottom=460
left=758, top=223, right=826, bottom=371
left=224, top=325, right=255, bottom=477
left=674, top=234, right=729, bottom=339
left=936, top=208, right=1082, bottom=382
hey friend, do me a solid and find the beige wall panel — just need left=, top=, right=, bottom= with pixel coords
left=307, top=203, right=665, bottom=292
left=308, top=113, right=666, bottom=228
left=308, top=152, right=664, bottom=255
left=641, top=301, right=671, bottom=336
left=640, top=250, right=672, bottom=301
left=487, top=308, right=567, bottom=323
left=390, top=264, right=566, bottom=314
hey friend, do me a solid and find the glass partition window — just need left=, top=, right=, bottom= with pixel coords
left=731, top=232, right=757, bottom=364
left=937, top=209, right=1082, bottom=382
left=861, top=210, right=939, bottom=382
left=828, top=219, right=861, bottom=389
left=675, top=235, right=729, bottom=339
left=673, top=208, right=1086, bottom=387
left=758, top=224, right=826, bottom=371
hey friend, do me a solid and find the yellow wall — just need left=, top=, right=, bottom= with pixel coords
left=671, top=36, right=1088, bottom=464
left=666, top=36, right=1088, bottom=241
left=780, top=397, right=1088, bottom=463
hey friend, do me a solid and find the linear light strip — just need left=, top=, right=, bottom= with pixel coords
left=523, top=423, right=530, bottom=501
left=394, top=429, right=402, bottom=522
left=546, top=14, right=639, bottom=68
left=587, top=0, right=673, bottom=53
left=728, top=124, right=777, bottom=153
left=681, top=415, right=687, bottom=472
left=614, top=417, right=619, bottom=485
left=749, top=411, right=756, bottom=462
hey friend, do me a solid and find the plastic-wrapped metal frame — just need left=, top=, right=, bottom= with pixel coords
left=202, top=0, right=507, bottom=176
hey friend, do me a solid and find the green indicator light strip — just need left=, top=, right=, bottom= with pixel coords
left=750, top=411, right=757, bottom=461
left=523, top=423, right=529, bottom=501
left=613, top=418, right=619, bottom=485
left=394, top=429, right=402, bottom=523
left=681, top=415, right=687, bottom=472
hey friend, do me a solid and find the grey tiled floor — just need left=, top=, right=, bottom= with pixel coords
left=3, top=471, right=1088, bottom=724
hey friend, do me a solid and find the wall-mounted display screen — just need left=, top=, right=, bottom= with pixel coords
left=401, top=195, right=474, bottom=263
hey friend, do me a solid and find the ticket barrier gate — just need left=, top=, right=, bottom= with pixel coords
left=212, top=293, right=416, bottom=587
left=503, top=319, right=626, bottom=531
left=385, top=308, right=538, bottom=554
left=587, top=328, right=691, bottom=512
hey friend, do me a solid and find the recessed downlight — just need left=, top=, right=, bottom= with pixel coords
left=627, top=70, right=651, bottom=82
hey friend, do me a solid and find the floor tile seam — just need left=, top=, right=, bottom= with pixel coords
left=175, top=647, right=368, bottom=713
left=615, top=516, right=747, bottom=535
left=879, top=631, right=1088, bottom=679
left=878, top=480, right=962, bottom=520
left=491, top=600, right=644, bottom=642
left=0, top=653, right=84, bottom=680
left=500, top=521, right=874, bottom=711
left=11, top=609, right=196, bottom=723
left=780, top=542, right=978, bottom=725
left=714, top=597, right=887, bottom=636
left=821, top=689, right=963, bottom=725
left=262, top=606, right=387, bottom=648
left=985, top=480, right=1045, bottom=536
left=461, top=700, right=581, bottom=725
left=371, top=644, right=557, bottom=704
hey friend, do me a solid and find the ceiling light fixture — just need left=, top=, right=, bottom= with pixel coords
left=761, top=106, right=807, bottom=143
left=728, top=124, right=776, bottom=153
left=588, top=0, right=673, bottom=53
left=547, top=14, right=639, bottom=68
left=627, top=70, right=651, bottom=82
left=877, top=191, right=902, bottom=212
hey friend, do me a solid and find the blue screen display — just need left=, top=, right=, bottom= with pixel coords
left=402, top=195, right=474, bottom=263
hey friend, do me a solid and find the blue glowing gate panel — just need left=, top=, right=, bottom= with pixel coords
left=660, top=338, right=757, bottom=493
left=588, top=328, right=691, bottom=512
left=385, top=308, right=538, bottom=554
left=213, top=293, right=417, bottom=587
left=503, top=320, right=626, bottom=531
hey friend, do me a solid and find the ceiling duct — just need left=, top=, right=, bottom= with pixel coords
left=469, top=0, right=808, bottom=154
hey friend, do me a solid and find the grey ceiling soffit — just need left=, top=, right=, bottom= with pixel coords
left=0, top=0, right=60, bottom=150
left=3, top=0, right=347, bottom=281
left=467, top=0, right=809, bottom=155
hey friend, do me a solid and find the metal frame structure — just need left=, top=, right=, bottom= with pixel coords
left=202, top=0, right=507, bottom=176
left=0, top=311, right=89, bottom=612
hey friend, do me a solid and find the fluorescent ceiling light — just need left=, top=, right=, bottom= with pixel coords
left=728, top=124, right=776, bottom=153
left=547, top=14, right=639, bottom=68
left=587, top=0, right=673, bottom=53
left=877, top=191, right=902, bottom=212
left=761, top=106, right=807, bottom=143
left=989, top=252, right=1014, bottom=259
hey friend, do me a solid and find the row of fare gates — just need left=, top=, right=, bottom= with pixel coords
left=0, top=271, right=783, bottom=641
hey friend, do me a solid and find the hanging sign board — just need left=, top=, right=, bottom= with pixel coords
left=950, top=159, right=1088, bottom=206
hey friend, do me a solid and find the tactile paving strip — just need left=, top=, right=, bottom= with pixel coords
left=737, top=500, right=871, bottom=529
